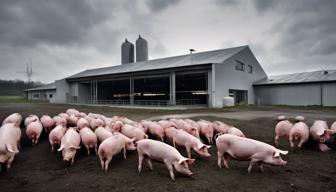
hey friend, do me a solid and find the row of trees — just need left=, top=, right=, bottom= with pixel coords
left=0, top=79, right=43, bottom=96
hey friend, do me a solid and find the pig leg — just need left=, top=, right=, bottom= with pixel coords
left=86, top=145, right=90, bottom=155
left=248, top=159, right=259, bottom=174
left=51, top=145, right=55, bottom=152
left=297, top=139, right=305, bottom=148
left=258, top=162, right=264, bottom=172
left=274, top=135, right=279, bottom=146
left=217, top=151, right=223, bottom=168
left=104, top=157, right=112, bottom=171
left=6, top=155, right=15, bottom=169
left=318, top=143, right=331, bottom=152
left=147, top=158, right=153, bottom=170
left=95, top=144, right=98, bottom=155
left=164, top=160, right=175, bottom=181
left=222, top=154, right=229, bottom=168
left=138, top=154, right=145, bottom=173
left=186, top=146, right=192, bottom=158
left=99, top=157, right=105, bottom=171
left=123, top=147, right=127, bottom=160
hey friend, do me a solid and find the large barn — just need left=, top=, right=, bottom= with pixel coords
left=25, top=36, right=336, bottom=107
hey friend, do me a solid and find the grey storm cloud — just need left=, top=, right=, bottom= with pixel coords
left=145, top=0, right=181, bottom=11
left=0, top=0, right=335, bottom=82
left=0, top=0, right=113, bottom=47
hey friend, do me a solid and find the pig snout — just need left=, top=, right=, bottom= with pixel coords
left=63, top=157, right=69, bottom=162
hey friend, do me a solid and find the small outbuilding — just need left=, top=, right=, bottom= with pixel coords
left=25, top=82, right=56, bottom=103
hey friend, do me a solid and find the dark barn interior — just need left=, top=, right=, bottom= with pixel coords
left=97, top=79, right=130, bottom=102
left=176, top=72, right=208, bottom=105
left=133, top=76, right=170, bottom=102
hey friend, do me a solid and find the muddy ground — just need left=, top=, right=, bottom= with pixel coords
left=0, top=103, right=335, bottom=192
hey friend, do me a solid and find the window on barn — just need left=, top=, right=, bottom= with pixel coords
left=49, top=94, right=53, bottom=98
left=235, top=60, right=245, bottom=71
left=248, top=65, right=253, bottom=74
left=33, top=93, right=39, bottom=99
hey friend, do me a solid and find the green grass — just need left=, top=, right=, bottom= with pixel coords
left=0, top=95, right=48, bottom=103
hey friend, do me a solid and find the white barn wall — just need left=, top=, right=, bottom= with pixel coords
left=55, top=79, right=70, bottom=103
left=214, top=47, right=267, bottom=107
left=254, top=84, right=321, bottom=106
left=323, top=82, right=336, bottom=106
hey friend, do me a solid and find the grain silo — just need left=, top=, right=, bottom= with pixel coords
left=136, top=35, right=148, bottom=62
left=121, top=38, right=134, bottom=64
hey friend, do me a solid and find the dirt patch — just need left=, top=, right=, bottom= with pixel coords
left=0, top=104, right=336, bottom=192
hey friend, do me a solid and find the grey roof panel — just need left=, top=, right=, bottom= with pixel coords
left=67, top=45, right=248, bottom=79
left=25, top=82, right=56, bottom=91
left=254, top=70, right=336, bottom=85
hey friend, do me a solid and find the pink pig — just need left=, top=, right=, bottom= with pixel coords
left=2, top=113, right=22, bottom=126
left=24, top=114, right=39, bottom=127
left=212, top=121, right=231, bottom=134
left=53, top=116, right=67, bottom=127
left=94, top=127, right=113, bottom=143
left=0, top=123, right=20, bottom=169
left=310, top=120, right=336, bottom=151
left=289, top=122, right=309, bottom=149
left=58, top=113, right=70, bottom=124
left=40, top=115, right=55, bottom=132
left=184, top=119, right=201, bottom=131
left=164, top=127, right=176, bottom=143
left=79, top=127, right=98, bottom=155
left=105, top=120, right=123, bottom=133
left=137, top=139, right=195, bottom=181
left=216, top=134, right=288, bottom=173
left=331, top=121, right=336, bottom=131
left=77, top=118, right=90, bottom=130
left=158, top=120, right=177, bottom=129
left=90, top=118, right=105, bottom=130
left=275, top=115, right=287, bottom=121
left=120, top=124, right=148, bottom=141
left=227, top=127, right=245, bottom=137
left=26, top=121, right=43, bottom=145
left=171, top=119, right=200, bottom=139
left=141, top=120, right=165, bottom=141
left=295, top=116, right=305, bottom=122
left=66, top=108, right=80, bottom=117
left=68, top=114, right=79, bottom=127
left=98, top=133, right=136, bottom=171
left=48, top=125, right=67, bottom=152
left=173, top=129, right=211, bottom=158
left=197, top=120, right=214, bottom=144
left=274, top=120, right=293, bottom=146
left=58, top=128, right=81, bottom=165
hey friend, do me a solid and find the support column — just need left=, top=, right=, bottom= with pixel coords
left=130, top=76, right=134, bottom=105
left=90, top=80, right=98, bottom=104
left=170, top=72, right=176, bottom=105
left=211, top=64, right=216, bottom=108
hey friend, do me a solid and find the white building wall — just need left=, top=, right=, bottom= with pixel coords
left=323, top=82, right=336, bottom=106
left=254, top=84, right=321, bottom=106
left=213, top=47, right=267, bottom=107
left=55, top=79, right=70, bottom=103
left=78, top=83, right=91, bottom=104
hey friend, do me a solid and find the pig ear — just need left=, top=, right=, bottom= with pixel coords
left=273, top=151, right=280, bottom=157
left=325, top=129, right=336, bottom=135
left=57, top=145, right=64, bottom=151
left=178, top=158, right=195, bottom=165
left=199, top=145, right=211, bottom=150
left=70, top=146, right=80, bottom=151
left=278, top=150, right=289, bottom=155
left=191, top=127, right=197, bottom=132
left=131, top=137, right=136, bottom=142
left=6, top=144, right=19, bottom=153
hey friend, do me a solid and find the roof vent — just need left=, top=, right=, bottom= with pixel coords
left=323, top=71, right=328, bottom=75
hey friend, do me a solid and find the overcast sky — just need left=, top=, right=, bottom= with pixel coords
left=0, top=0, right=335, bottom=83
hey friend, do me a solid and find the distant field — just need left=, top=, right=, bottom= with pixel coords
left=0, top=95, right=48, bottom=103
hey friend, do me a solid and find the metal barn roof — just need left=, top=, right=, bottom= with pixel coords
left=25, top=82, right=56, bottom=91
left=254, top=70, right=336, bottom=85
left=67, top=45, right=248, bottom=80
